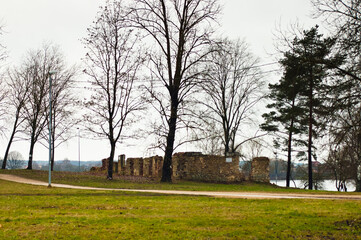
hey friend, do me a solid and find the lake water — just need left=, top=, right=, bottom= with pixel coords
left=270, top=179, right=356, bottom=192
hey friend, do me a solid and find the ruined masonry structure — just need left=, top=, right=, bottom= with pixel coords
left=123, top=156, right=163, bottom=178
left=250, top=157, right=270, bottom=183
left=172, top=152, right=243, bottom=182
left=94, top=152, right=270, bottom=183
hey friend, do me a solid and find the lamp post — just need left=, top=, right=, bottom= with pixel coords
left=275, top=152, right=278, bottom=185
left=77, top=127, right=80, bottom=172
left=48, top=71, right=56, bottom=187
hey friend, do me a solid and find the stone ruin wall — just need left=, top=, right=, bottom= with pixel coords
left=250, top=157, right=270, bottom=183
left=93, top=153, right=270, bottom=183
left=123, top=156, right=163, bottom=178
left=172, top=152, right=243, bottom=182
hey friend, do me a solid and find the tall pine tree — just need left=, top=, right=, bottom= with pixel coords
left=263, top=26, right=343, bottom=189
left=262, top=53, right=307, bottom=188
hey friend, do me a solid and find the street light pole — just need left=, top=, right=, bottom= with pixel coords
left=48, top=71, right=56, bottom=187
left=77, top=127, right=80, bottom=172
left=275, top=152, right=278, bottom=185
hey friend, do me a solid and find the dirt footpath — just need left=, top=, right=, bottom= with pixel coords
left=1, top=174, right=360, bottom=200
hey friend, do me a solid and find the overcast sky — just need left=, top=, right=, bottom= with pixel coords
left=0, top=0, right=322, bottom=162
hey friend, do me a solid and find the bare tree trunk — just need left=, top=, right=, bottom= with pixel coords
left=356, top=179, right=361, bottom=192
left=224, top=134, right=230, bottom=156
left=334, top=169, right=340, bottom=192
left=162, top=95, right=178, bottom=182
left=51, top=116, right=56, bottom=171
left=286, top=118, right=294, bottom=188
left=2, top=118, right=19, bottom=169
left=223, top=120, right=230, bottom=156
left=27, top=136, right=35, bottom=170
left=51, top=138, right=55, bottom=171
left=356, top=164, right=361, bottom=192
left=2, top=149, right=9, bottom=169
left=2, top=134, right=15, bottom=169
left=308, top=79, right=314, bottom=190
left=107, top=140, right=116, bottom=180
left=2, top=85, right=25, bottom=169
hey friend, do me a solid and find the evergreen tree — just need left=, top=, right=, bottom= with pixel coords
left=293, top=27, right=343, bottom=189
left=263, top=26, right=343, bottom=189
left=262, top=55, right=307, bottom=188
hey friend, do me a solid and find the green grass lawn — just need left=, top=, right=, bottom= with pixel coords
left=0, top=179, right=360, bottom=239
left=2, top=169, right=360, bottom=195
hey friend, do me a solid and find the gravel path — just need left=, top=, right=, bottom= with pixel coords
left=1, top=174, right=360, bottom=200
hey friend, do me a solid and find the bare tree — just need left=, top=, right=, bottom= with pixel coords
left=325, top=145, right=353, bottom=191
left=195, top=120, right=223, bottom=155
left=312, top=0, right=361, bottom=54
left=311, top=0, right=361, bottom=113
left=83, top=1, right=144, bottom=180
left=130, top=0, right=221, bottom=182
left=6, top=151, right=26, bottom=169
left=199, top=38, right=265, bottom=156
left=312, top=0, right=361, bottom=82
left=0, top=24, right=8, bottom=134
left=1, top=67, right=30, bottom=169
left=21, top=44, right=70, bottom=170
left=329, top=107, right=361, bottom=191
left=312, top=0, right=361, bottom=125
left=40, top=66, right=78, bottom=171
left=312, top=1, right=360, bottom=191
